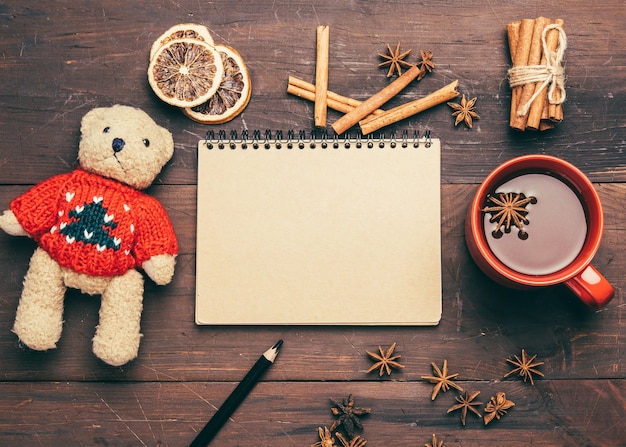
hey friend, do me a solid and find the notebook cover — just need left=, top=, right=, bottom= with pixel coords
left=195, top=137, right=441, bottom=325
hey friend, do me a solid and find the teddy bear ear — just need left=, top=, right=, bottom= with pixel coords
left=80, top=107, right=106, bottom=133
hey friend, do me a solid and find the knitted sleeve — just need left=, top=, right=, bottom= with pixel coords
left=132, top=194, right=178, bottom=265
left=10, top=173, right=71, bottom=240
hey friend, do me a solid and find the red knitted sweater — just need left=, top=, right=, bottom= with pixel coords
left=10, top=169, right=178, bottom=277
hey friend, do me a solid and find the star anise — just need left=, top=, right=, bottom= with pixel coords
left=378, top=42, right=413, bottom=77
left=366, top=342, right=405, bottom=376
left=336, top=432, right=367, bottom=447
left=504, top=349, right=545, bottom=385
left=421, top=359, right=463, bottom=400
left=483, top=392, right=515, bottom=425
left=447, top=390, right=482, bottom=426
left=425, top=433, right=446, bottom=447
left=447, top=94, right=480, bottom=128
left=330, top=394, right=371, bottom=440
left=312, top=427, right=336, bottom=447
left=482, top=192, right=537, bottom=240
left=416, top=49, right=435, bottom=80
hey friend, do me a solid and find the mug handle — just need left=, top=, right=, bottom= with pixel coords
left=564, top=265, right=614, bottom=309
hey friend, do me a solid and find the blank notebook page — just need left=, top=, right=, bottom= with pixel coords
left=195, top=137, right=441, bottom=325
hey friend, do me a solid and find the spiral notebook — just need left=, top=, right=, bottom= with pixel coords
left=195, top=131, right=441, bottom=325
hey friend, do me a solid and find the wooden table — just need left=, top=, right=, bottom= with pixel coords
left=1, top=1, right=624, bottom=446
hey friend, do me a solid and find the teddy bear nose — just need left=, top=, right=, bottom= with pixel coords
left=112, top=137, right=125, bottom=153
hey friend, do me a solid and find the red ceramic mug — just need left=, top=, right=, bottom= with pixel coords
left=465, top=154, right=614, bottom=309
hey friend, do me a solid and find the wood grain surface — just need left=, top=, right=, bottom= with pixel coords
left=0, top=1, right=624, bottom=446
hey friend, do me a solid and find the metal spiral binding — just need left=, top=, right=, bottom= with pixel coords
left=204, top=129, right=431, bottom=150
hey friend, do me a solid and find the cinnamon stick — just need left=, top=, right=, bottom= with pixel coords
left=332, top=64, right=422, bottom=135
left=287, top=77, right=385, bottom=118
left=548, top=19, right=565, bottom=123
left=509, top=18, right=535, bottom=130
left=507, top=21, right=521, bottom=61
left=513, top=17, right=548, bottom=130
left=314, top=25, right=330, bottom=127
left=525, top=17, right=553, bottom=130
left=288, top=76, right=385, bottom=116
left=506, top=21, right=521, bottom=127
left=549, top=100, right=564, bottom=122
left=359, top=80, right=459, bottom=135
left=539, top=120, right=554, bottom=131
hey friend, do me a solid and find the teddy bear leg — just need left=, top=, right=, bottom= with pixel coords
left=13, top=247, right=67, bottom=351
left=92, top=269, right=144, bottom=366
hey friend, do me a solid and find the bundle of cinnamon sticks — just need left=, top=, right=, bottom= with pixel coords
left=507, top=17, right=567, bottom=131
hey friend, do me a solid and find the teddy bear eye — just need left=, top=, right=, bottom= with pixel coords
left=143, top=139, right=150, bottom=147
left=103, top=127, right=110, bottom=133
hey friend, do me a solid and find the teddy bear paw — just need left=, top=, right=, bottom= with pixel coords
left=142, top=253, right=176, bottom=285
left=12, top=324, right=61, bottom=351
left=0, top=210, right=28, bottom=237
left=92, top=330, right=142, bottom=367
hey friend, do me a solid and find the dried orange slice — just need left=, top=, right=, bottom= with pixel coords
left=182, top=45, right=251, bottom=124
left=148, top=37, right=224, bottom=108
left=149, top=23, right=215, bottom=61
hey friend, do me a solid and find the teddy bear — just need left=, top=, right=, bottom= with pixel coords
left=0, top=105, right=178, bottom=366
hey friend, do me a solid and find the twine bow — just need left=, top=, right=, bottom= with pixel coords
left=508, top=24, right=567, bottom=117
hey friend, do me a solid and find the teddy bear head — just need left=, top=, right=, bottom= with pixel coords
left=78, top=105, right=174, bottom=190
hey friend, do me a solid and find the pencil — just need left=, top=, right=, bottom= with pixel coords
left=189, top=340, right=283, bottom=447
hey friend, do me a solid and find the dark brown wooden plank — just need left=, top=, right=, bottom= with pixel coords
left=1, top=184, right=623, bottom=382
left=0, top=1, right=624, bottom=185
left=1, top=380, right=624, bottom=446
